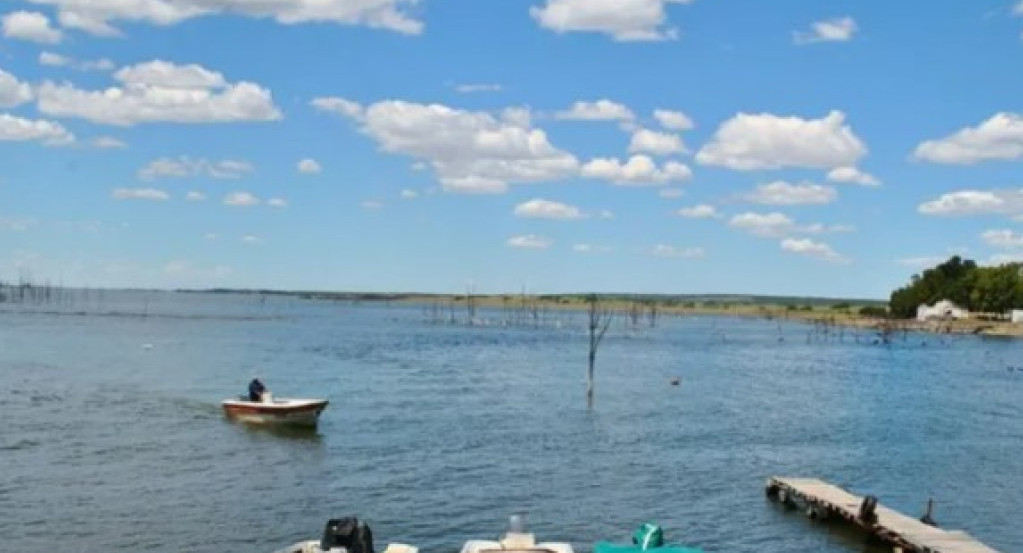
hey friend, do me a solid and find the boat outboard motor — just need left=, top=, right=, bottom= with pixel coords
left=320, top=517, right=375, bottom=553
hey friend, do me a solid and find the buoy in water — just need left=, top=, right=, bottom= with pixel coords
left=669, top=377, right=680, bottom=386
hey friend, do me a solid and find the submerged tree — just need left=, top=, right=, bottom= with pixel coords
left=586, top=294, right=613, bottom=405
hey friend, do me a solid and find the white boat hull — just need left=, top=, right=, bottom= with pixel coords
left=221, top=398, right=328, bottom=428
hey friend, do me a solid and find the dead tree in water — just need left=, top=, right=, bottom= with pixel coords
left=587, top=294, right=613, bottom=404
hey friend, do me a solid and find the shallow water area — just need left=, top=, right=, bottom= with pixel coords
left=1, top=291, right=1021, bottom=553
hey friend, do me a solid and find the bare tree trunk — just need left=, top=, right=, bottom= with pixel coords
left=587, top=294, right=612, bottom=405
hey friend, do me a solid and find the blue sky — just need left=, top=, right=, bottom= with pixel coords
left=2, top=0, right=1023, bottom=298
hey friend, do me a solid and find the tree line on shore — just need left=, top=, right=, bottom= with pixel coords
left=889, top=256, right=1023, bottom=318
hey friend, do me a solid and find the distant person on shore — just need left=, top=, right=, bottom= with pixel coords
left=248, top=377, right=266, bottom=402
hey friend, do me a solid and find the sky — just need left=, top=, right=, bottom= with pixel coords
left=2, top=0, right=1023, bottom=298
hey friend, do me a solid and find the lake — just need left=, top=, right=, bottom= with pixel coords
left=1, top=291, right=1021, bottom=553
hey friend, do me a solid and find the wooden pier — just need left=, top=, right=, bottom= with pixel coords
left=765, top=477, right=1002, bottom=553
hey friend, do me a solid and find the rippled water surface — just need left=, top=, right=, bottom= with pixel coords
left=2, top=291, right=1022, bottom=553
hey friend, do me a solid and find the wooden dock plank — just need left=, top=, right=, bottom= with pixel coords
left=767, top=477, right=1002, bottom=553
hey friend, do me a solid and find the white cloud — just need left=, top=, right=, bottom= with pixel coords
left=37, top=60, right=281, bottom=126
left=651, top=244, right=703, bottom=258
left=598, top=209, right=614, bottom=219
left=400, top=188, right=418, bottom=199
left=0, top=67, right=33, bottom=108
left=266, top=197, right=287, bottom=208
left=514, top=198, right=586, bottom=220
left=91, top=136, right=127, bottom=148
left=327, top=99, right=579, bottom=194
left=658, top=188, right=684, bottom=199
left=555, top=99, right=634, bottom=122
left=653, top=109, right=694, bottom=131
left=2, top=11, right=62, bottom=43
left=139, top=157, right=253, bottom=179
left=297, top=158, right=322, bottom=173
left=676, top=204, right=718, bottom=218
left=111, top=187, right=169, bottom=201
left=530, top=0, right=694, bottom=42
left=0, top=113, right=74, bottom=145
left=507, top=234, right=552, bottom=249
left=629, top=128, right=686, bottom=155
left=781, top=238, right=849, bottom=263
left=743, top=181, right=838, bottom=205
left=729, top=211, right=850, bottom=238
left=581, top=155, right=691, bottom=185
left=311, top=96, right=364, bottom=119
left=573, top=243, right=611, bottom=253
left=223, top=191, right=260, bottom=206
left=22, top=0, right=422, bottom=37
left=981, top=229, right=1023, bottom=248
left=455, top=83, right=502, bottom=93
left=826, top=165, right=880, bottom=186
left=185, top=190, right=206, bottom=201
left=987, top=253, right=1023, bottom=265
left=360, top=200, right=384, bottom=210
left=696, top=110, right=866, bottom=170
left=793, top=16, right=857, bottom=45
left=0, top=217, right=37, bottom=232
left=204, top=232, right=217, bottom=240
left=241, top=234, right=261, bottom=244
left=917, top=189, right=1023, bottom=216
left=39, top=51, right=69, bottom=67
left=1015, top=1, right=1023, bottom=15
left=914, top=113, right=1023, bottom=164
left=40, top=51, right=115, bottom=71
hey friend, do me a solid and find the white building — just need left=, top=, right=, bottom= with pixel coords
left=916, top=300, right=968, bottom=322
left=1010, top=310, right=1023, bottom=324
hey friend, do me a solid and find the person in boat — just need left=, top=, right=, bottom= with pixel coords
left=248, top=377, right=266, bottom=402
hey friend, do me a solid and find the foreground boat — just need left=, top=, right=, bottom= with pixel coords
left=271, top=516, right=701, bottom=553
left=221, top=394, right=328, bottom=428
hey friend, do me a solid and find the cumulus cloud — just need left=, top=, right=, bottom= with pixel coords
left=676, top=204, right=719, bottom=218
left=91, top=136, right=127, bottom=148
left=39, top=51, right=115, bottom=71
left=400, top=188, right=418, bottom=199
left=555, top=99, right=634, bottom=122
left=651, top=244, right=703, bottom=258
left=223, top=191, right=259, bottom=206
left=917, top=189, right=1023, bottom=217
left=2, top=11, right=62, bottom=43
left=310, top=96, right=364, bottom=119
left=0, top=67, right=33, bottom=108
left=530, top=0, right=694, bottom=42
left=581, top=155, right=691, bottom=185
left=629, top=128, right=686, bottom=156
left=297, top=158, right=322, bottom=173
left=266, top=197, right=287, bottom=208
left=139, top=157, right=253, bottom=179
left=454, top=83, right=502, bottom=93
left=573, top=243, right=612, bottom=253
left=507, top=234, right=552, bottom=249
left=743, top=181, right=838, bottom=205
left=729, top=211, right=850, bottom=238
left=981, top=229, right=1023, bottom=248
left=781, top=237, right=848, bottom=263
left=696, top=110, right=866, bottom=170
left=36, top=60, right=281, bottom=126
left=658, top=188, right=684, bottom=199
left=241, top=234, right=261, bottom=244
left=185, top=191, right=206, bottom=201
left=324, top=99, right=579, bottom=194
left=514, top=198, right=586, bottom=220
left=111, top=187, right=169, bottom=201
left=793, top=16, right=857, bottom=45
left=826, top=166, right=880, bottom=186
left=0, top=113, right=74, bottom=145
left=914, top=113, right=1023, bottom=164
left=653, top=109, right=694, bottom=131
left=21, top=0, right=422, bottom=37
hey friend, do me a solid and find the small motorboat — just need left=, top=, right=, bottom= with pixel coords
left=461, top=515, right=573, bottom=553
left=222, top=392, right=328, bottom=428
left=271, top=517, right=417, bottom=553
left=594, top=522, right=702, bottom=553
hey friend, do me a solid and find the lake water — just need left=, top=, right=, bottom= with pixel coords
left=1, top=291, right=1021, bottom=553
